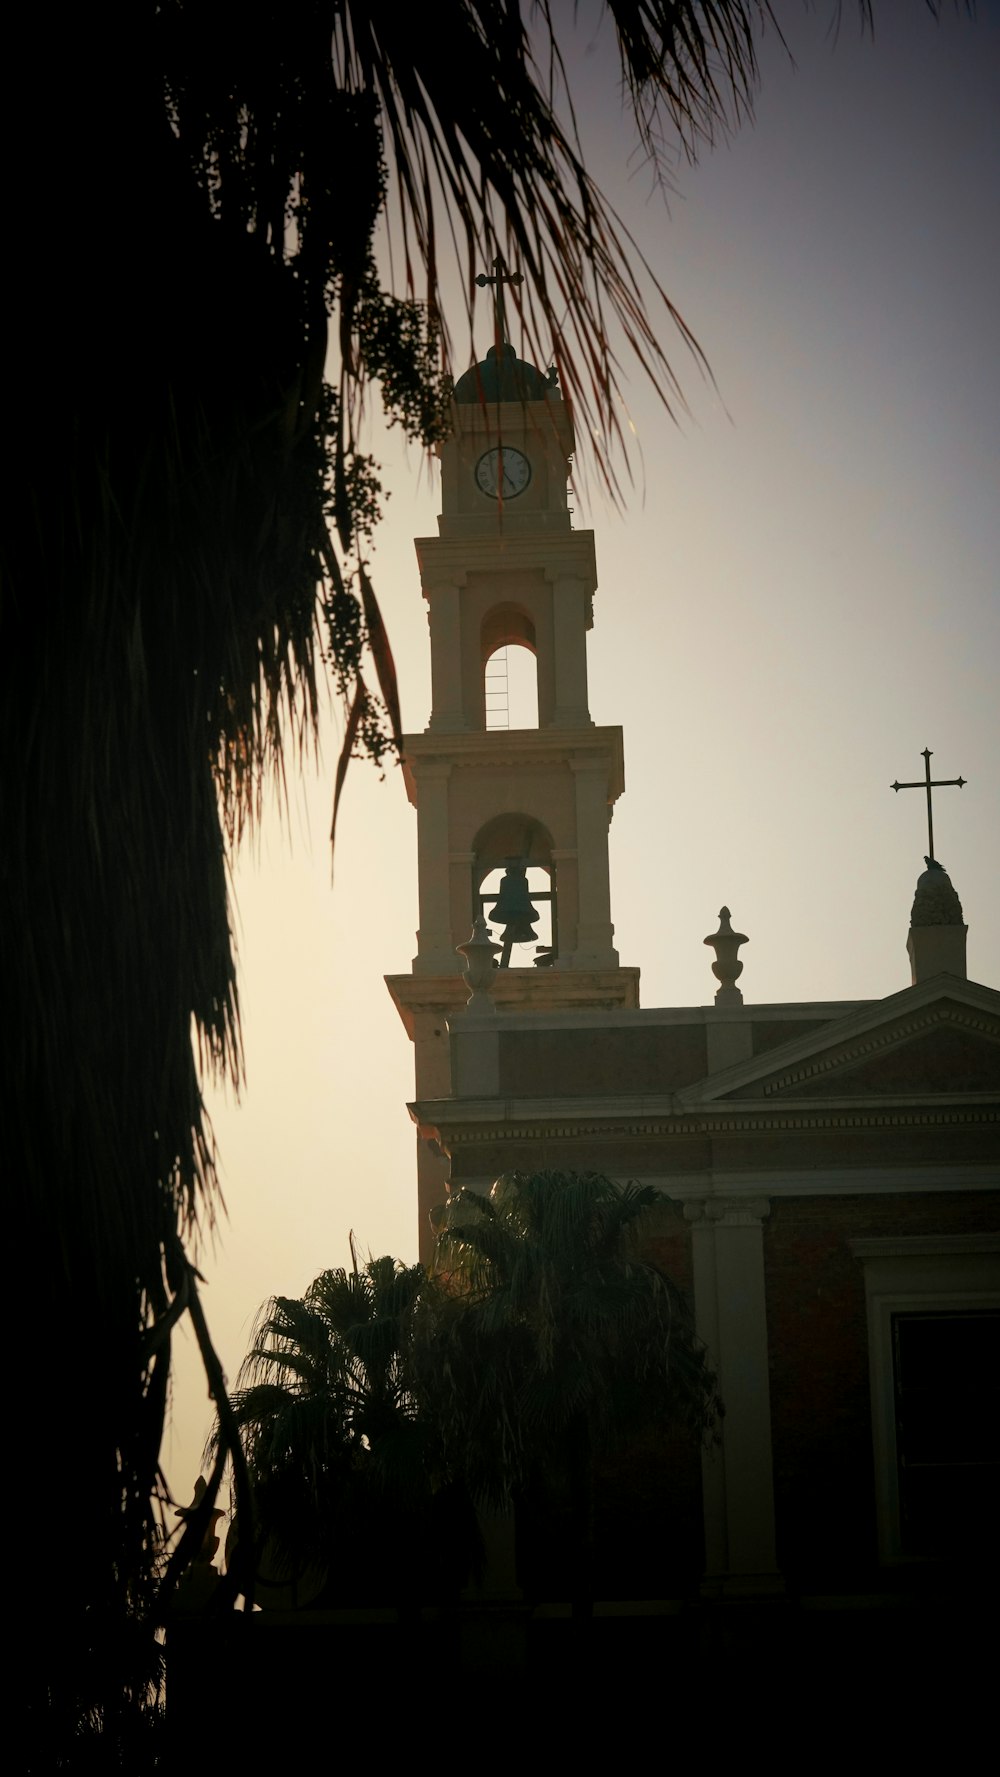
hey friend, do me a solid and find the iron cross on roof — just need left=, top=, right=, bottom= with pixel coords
left=891, top=747, right=966, bottom=862
left=475, top=253, right=523, bottom=347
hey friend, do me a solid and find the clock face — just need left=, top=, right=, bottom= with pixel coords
left=475, top=446, right=531, bottom=499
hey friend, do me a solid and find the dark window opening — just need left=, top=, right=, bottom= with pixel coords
left=892, top=1309, right=1000, bottom=1557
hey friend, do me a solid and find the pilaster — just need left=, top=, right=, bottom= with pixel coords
left=569, top=759, right=618, bottom=967
left=549, top=573, right=592, bottom=726
left=413, top=763, right=461, bottom=973
left=705, top=1015, right=754, bottom=1073
left=424, top=579, right=468, bottom=732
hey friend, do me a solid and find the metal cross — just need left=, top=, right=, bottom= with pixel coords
left=475, top=253, right=523, bottom=347
left=891, top=747, right=966, bottom=862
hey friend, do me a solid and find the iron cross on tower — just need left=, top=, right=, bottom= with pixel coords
left=475, top=253, right=523, bottom=347
left=891, top=747, right=966, bottom=862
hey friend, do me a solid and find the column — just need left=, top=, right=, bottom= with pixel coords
left=686, top=1196, right=780, bottom=1590
left=685, top=1201, right=728, bottom=1578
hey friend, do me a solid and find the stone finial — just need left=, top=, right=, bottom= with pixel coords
left=457, top=916, right=501, bottom=1012
left=910, top=860, right=965, bottom=928
left=704, top=907, right=748, bottom=1006
left=907, top=861, right=967, bottom=983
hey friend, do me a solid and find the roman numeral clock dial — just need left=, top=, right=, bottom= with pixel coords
left=475, top=446, right=531, bottom=499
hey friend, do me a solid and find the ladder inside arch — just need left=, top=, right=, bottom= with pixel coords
left=485, top=647, right=509, bottom=730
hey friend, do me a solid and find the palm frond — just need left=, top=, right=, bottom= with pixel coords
left=423, top=1172, right=721, bottom=1524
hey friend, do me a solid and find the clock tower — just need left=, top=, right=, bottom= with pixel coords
left=386, top=290, right=639, bottom=1255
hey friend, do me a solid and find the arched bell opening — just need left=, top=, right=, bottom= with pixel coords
left=481, top=603, right=539, bottom=731
left=472, top=814, right=557, bottom=969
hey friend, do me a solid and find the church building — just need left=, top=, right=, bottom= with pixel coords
left=386, top=280, right=1000, bottom=1611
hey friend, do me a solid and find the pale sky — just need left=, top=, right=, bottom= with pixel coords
left=164, top=2, right=999, bottom=1511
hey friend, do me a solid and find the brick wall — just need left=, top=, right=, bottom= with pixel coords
left=764, top=1191, right=997, bottom=1585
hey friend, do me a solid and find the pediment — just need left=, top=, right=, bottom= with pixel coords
left=681, top=977, right=1000, bottom=1109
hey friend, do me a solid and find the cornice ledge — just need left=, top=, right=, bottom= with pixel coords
left=700, top=1196, right=771, bottom=1227
left=402, top=727, right=624, bottom=767
left=410, top=1099, right=999, bottom=1143
left=415, top=530, right=598, bottom=579
left=849, top=1233, right=1000, bottom=1259
left=699, top=1165, right=1000, bottom=1199
left=700, top=1106, right=999, bottom=1133
left=721, top=1092, right=1000, bottom=1114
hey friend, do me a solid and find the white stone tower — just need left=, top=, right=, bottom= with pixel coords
left=386, top=290, right=639, bottom=1254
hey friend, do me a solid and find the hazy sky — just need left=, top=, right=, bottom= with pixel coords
left=164, top=2, right=999, bottom=1508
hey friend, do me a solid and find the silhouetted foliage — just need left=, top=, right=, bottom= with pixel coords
left=224, top=1178, right=719, bottom=1615
left=223, top=1249, right=481, bottom=1605
left=429, top=1173, right=721, bottom=1611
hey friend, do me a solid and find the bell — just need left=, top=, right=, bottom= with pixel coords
left=490, top=859, right=539, bottom=945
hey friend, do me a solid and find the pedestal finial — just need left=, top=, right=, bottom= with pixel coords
left=907, top=860, right=967, bottom=983
left=457, top=916, right=501, bottom=1012
left=704, top=907, right=748, bottom=1006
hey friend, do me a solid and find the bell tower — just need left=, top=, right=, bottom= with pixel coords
left=386, top=269, right=639, bottom=1253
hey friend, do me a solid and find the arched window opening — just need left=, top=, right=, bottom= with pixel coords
left=473, top=814, right=557, bottom=969
left=481, top=603, right=539, bottom=731
left=478, top=862, right=554, bottom=966
left=484, top=641, right=538, bottom=730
